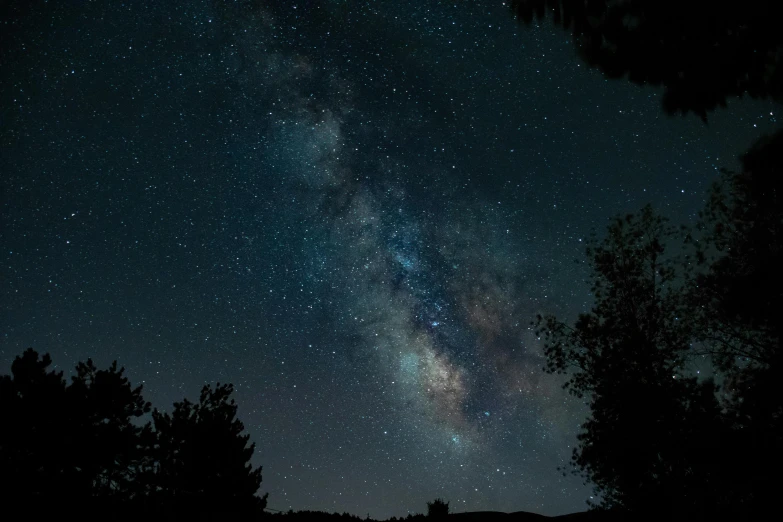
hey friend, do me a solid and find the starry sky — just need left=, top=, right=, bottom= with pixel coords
left=1, top=0, right=779, bottom=518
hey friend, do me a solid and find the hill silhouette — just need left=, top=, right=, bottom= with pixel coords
left=263, top=509, right=658, bottom=522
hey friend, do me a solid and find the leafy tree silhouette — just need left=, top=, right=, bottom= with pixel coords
left=693, top=131, right=783, bottom=373
left=534, top=207, right=726, bottom=518
left=508, top=2, right=783, bottom=517
left=509, top=0, right=783, bottom=120
left=151, top=382, right=268, bottom=517
left=426, top=498, right=449, bottom=518
left=688, top=130, right=783, bottom=518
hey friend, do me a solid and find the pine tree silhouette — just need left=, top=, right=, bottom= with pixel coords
left=0, top=349, right=70, bottom=504
left=1, top=351, right=268, bottom=519
left=151, top=382, right=268, bottom=517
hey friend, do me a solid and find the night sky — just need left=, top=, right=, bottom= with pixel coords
left=1, top=1, right=779, bottom=518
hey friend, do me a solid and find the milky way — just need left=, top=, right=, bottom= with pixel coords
left=1, top=0, right=778, bottom=518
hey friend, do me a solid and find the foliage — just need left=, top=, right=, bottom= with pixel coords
left=426, top=498, right=449, bottom=518
left=0, top=349, right=70, bottom=502
left=152, top=382, right=267, bottom=515
left=692, top=130, right=783, bottom=373
left=510, top=0, right=783, bottom=119
left=67, top=358, right=152, bottom=499
left=510, top=3, right=783, bottom=516
left=0, top=349, right=150, bottom=505
left=0, top=349, right=266, bottom=517
left=534, top=206, right=725, bottom=515
left=688, top=130, right=783, bottom=517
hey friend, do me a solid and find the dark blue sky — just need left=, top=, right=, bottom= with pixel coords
left=1, top=1, right=778, bottom=518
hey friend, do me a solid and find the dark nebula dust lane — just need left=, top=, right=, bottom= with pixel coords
left=1, top=0, right=778, bottom=518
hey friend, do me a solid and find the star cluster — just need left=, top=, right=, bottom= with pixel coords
left=1, top=0, right=778, bottom=518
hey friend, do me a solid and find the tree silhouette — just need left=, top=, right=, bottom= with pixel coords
left=426, top=498, right=449, bottom=518
left=151, top=382, right=268, bottom=516
left=510, top=0, right=783, bottom=119
left=534, top=207, right=726, bottom=517
left=0, top=349, right=70, bottom=504
left=693, top=130, right=783, bottom=372
left=0, top=349, right=152, bottom=511
left=507, top=2, right=783, bottom=516
left=688, top=130, right=783, bottom=518
left=0, top=350, right=268, bottom=517
left=66, top=358, right=152, bottom=501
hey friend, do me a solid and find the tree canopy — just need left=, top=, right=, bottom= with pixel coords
left=0, top=349, right=267, bottom=518
left=535, top=207, right=726, bottom=517
left=536, top=174, right=783, bottom=517
left=693, top=130, right=783, bottom=371
left=689, top=130, right=783, bottom=517
left=510, top=0, right=783, bottom=119
left=152, top=383, right=267, bottom=515
left=426, top=498, right=449, bottom=518
left=510, top=3, right=783, bottom=516
left=1, top=349, right=71, bottom=503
